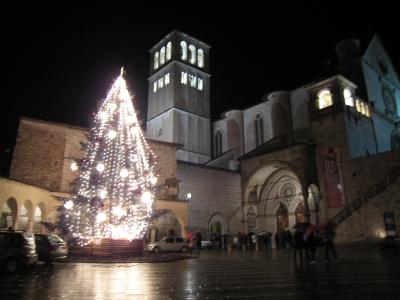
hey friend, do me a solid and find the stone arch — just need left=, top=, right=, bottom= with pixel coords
left=208, top=213, right=227, bottom=239
left=246, top=207, right=257, bottom=233
left=33, top=202, right=46, bottom=232
left=150, top=210, right=184, bottom=242
left=259, top=166, right=305, bottom=235
left=294, top=202, right=305, bottom=223
left=19, top=200, right=33, bottom=231
left=244, top=161, right=304, bottom=204
left=1, top=198, right=18, bottom=229
left=275, top=203, right=289, bottom=232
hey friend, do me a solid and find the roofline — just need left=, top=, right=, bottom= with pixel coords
left=177, top=159, right=240, bottom=173
left=149, top=30, right=211, bottom=52
left=19, top=116, right=88, bottom=132
left=146, top=138, right=184, bottom=149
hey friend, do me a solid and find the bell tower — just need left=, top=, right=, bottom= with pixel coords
left=146, top=31, right=211, bottom=164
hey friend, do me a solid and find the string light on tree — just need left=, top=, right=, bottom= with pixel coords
left=65, top=68, right=157, bottom=244
left=70, top=161, right=79, bottom=171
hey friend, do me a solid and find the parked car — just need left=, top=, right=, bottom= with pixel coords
left=0, top=230, right=38, bottom=273
left=201, top=240, right=213, bottom=249
left=34, top=234, right=68, bottom=262
left=146, top=237, right=188, bottom=253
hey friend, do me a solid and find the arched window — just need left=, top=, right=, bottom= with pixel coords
left=316, top=89, right=333, bottom=109
left=189, top=74, right=197, bottom=87
left=197, top=48, right=204, bottom=68
left=365, top=105, right=371, bottom=117
left=189, top=45, right=196, bottom=64
left=180, top=41, right=187, bottom=61
left=254, top=114, right=264, bottom=147
left=154, top=51, right=159, bottom=70
left=355, top=99, right=361, bottom=113
left=165, top=73, right=170, bottom=85
left=166, top=42, right=172, bottom=61
left=158, top=77, right=164, bottom=88
left=197, top=77, right=203, bottom=90
left=181, top=72, right=187, bottom=84
left=160, top=47, right=166, bottom=65
left=215, top=131, right=223, bottom=157
left=343, top=87, right=354, bottom=107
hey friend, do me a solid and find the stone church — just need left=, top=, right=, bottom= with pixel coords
left=1, top=31, right=399, bottom=244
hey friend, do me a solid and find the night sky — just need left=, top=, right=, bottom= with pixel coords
left=2, top=3, right=399, bottom=169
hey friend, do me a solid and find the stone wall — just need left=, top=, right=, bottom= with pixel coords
left=10, top=118, right=71, bottom=191
left=177, top=161, right=242, bottom=239
left=335, top=177, right=400, bottom=242
left=10, top=117, right=181, bottom=195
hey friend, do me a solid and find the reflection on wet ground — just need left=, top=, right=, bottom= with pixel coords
left=1, top=245, right=399, bottom=299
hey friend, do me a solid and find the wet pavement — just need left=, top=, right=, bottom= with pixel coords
left=1, top=245, right=400, bottom=299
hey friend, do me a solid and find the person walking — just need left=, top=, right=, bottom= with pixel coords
left=322, top=222, right=339, bottom=262
left=196, top=232, right=202, bottom=255
left=274, top=232, right=280, bottom=249
left=286, top=230, right=293, bottom=249
left=293, top=224, right=306, bottom=263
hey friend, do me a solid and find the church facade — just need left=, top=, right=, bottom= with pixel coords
left=1, top=31, right=399, bottom=244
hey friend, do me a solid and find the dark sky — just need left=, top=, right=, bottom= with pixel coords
left=3, top=2, right=399, bottom=156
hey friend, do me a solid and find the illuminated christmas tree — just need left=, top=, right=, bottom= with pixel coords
left=65, top=68, right=157, bottom=243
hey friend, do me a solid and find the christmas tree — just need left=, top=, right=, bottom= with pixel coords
left=65, top=68, right=157, bottom=243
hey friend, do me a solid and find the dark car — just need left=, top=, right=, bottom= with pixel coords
left=35, top=234, right=68, bottom=262
left=0, top=230, right=38, bottom=273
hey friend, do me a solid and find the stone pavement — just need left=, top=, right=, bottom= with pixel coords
left=1, top=244, right=399, bottom=299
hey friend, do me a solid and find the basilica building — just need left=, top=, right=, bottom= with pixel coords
left=1, top=31, right=399, bottom=244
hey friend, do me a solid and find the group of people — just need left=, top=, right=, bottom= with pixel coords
left=274, top=230, right=293, bottom=249
left=187, top=231, right=202, bottom=254
left=186, top=221, right=339, bottom=263
left=292, top=221, right=339, bottom=264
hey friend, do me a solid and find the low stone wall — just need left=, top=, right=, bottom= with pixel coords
left=336, top=178, right=400, bottom=243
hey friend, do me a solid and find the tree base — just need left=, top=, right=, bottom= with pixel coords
left=69, top=238, right=144, bottom=257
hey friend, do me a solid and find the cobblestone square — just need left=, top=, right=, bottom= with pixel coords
left=1, top=244, right=399, bottom=299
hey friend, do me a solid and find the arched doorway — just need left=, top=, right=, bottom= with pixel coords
left=1, top=198, right=18, bottom=229
left=19, top=200, right=33, bottom=231
left=276, top=204, right=288, bottom=232
left=247, top=207, right=257, bottom=233
left=210, top=221, right=222, bottom=236
left=294, top=202, right=305, bottom=223
left=151, top=211, right=183, bottom=241
left=33, top=203, right=45, bottom=232
left=208, top=213, right=227, bottom=249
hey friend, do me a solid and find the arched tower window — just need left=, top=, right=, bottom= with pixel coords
left=316, top=89, right=333, bottom=109
left=166, top=42, right=172, bottom=61
left=154, top=51, right=159, bottom=70
left=197, top=77, right=203, bottom=90
left=197, top=48, right=204, bottom=68
left=343, top=87, right=354, bottom=107
left=215, top=131, right=223, bottom=157
left=189, top=45, right=196, bottom=64
left=254, top=114, right=264, bottom=147
left=180, top=41, right=187, bottom=61
left=160, top=46, right=166, bottom=65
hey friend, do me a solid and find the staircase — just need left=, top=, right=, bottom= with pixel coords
left=330, top=166, right=400, bottom=226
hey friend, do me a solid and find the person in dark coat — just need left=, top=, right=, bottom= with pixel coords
left=293, top=225, right=305, bottom=262
left=321, top=222, right=339, bottom=262
left=274, top=232, right=280, bottom=249
left=286, top=230, right=293, bottom=249
left=196, top=232, right=202, bottom=255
